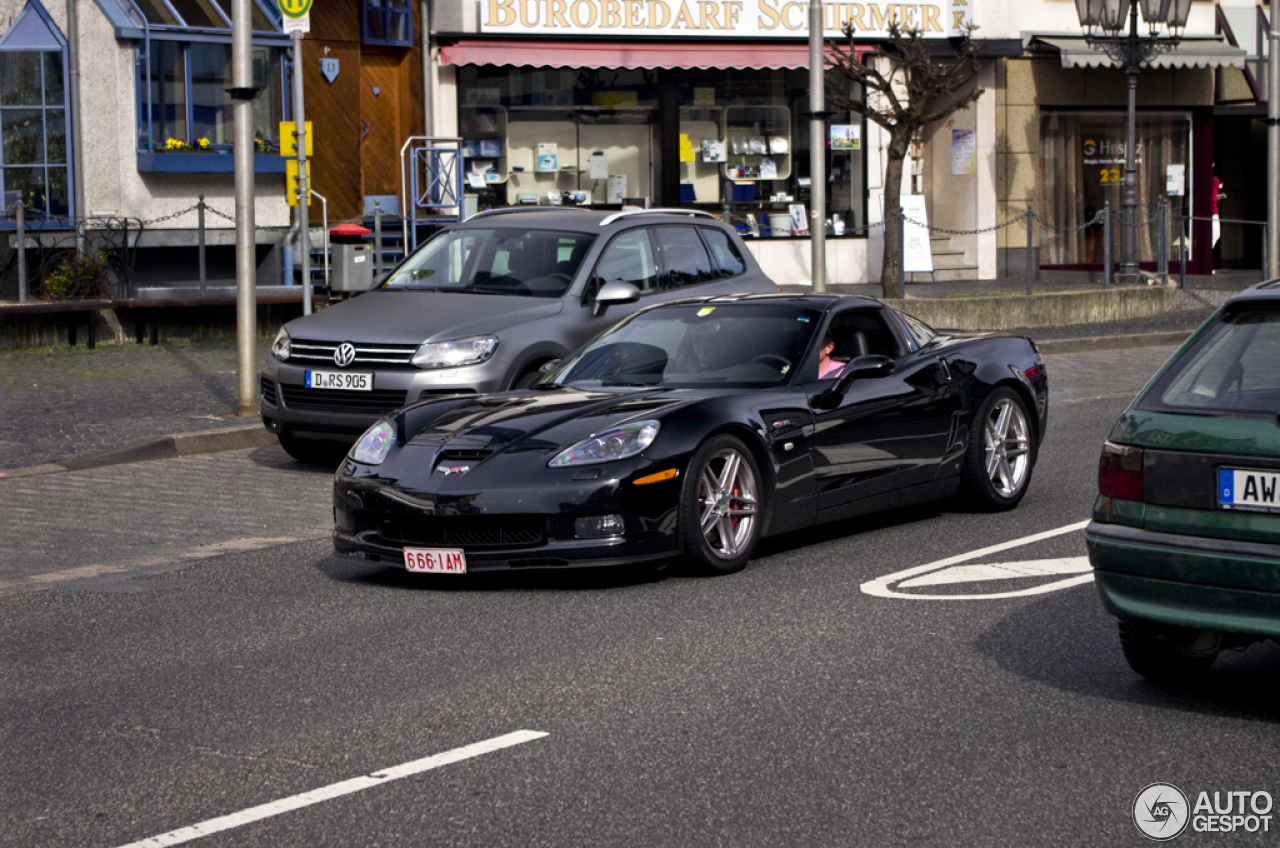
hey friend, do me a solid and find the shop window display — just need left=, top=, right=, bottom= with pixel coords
left=1040, top=111, right=1191, bottom=266
left=456, top=65, right=868, bottom=238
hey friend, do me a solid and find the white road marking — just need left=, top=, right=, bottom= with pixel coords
left=113, top=730, right=549, bottom=848
left=861, top=520, right=1092, bottom=600
left=897, top=556, right=1092, bottom=588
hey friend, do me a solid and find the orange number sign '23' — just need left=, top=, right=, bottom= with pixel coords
left=1099, top=168, right=1121, bottom=184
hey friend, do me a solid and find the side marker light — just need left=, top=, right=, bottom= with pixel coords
left=634, top=468, right=679, bottom=485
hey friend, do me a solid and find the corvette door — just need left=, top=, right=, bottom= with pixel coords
left=810, top=310, right=959, bottom=511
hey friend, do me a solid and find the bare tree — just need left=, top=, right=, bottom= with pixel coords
left=826, top=23, right=984, bottom=296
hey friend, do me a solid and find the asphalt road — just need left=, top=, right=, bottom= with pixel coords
left=4, top=345, right=1279, bottom=848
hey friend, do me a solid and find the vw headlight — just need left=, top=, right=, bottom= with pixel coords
left=351, top=420, right=396, bottom=465
left=549, top=420, right=660, bottom=467
left=411, top=335, right=499, bottom=369
left=271, top=327, right=291, bottom=361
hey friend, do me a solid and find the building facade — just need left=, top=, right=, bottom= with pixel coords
left=0, top=0, right=1257, bottom=298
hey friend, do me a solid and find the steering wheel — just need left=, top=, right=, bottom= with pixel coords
left=749, top=354, right=791, bottom=372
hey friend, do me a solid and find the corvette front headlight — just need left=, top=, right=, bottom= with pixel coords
left=411, top=335, right=499, bottom=369
left=351, top=420, right=396, bottom=465
left=271, top=327, right=291, bottom=361
left=549, top=420, right=660, bottom=467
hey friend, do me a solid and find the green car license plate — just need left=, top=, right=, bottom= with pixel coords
left=1218, top=468, right=1280, bottom=513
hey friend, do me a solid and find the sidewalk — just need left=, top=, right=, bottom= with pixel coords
left=0, top=275, right=1257, bottom=476
left=0, top=338, right=275, bottom=474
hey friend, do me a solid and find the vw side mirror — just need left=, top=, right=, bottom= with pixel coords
left=539, top=359, right=561, bottom=375
left=592, top=280, right=641, bottom=317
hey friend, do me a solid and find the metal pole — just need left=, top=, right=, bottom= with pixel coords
left=808, top=0, right=826, bottom=292
left=1120, top=4, right=1140, bottom=283
left=1025, top=204, right=1034, bottom=295
left=65, top=0, right=84, bottom=250
left=15, top=202, right=25, bottom=304
left=421, top=0, right=433, bottom=137
left=374, top=199, right=383, bottom=279
left=1157, top=198, right=1167, bottom=284
left=1179, top=198, right=1187, bottom=289
left=311, top=189, right=330, bottom=292
left=292, top=32, right=312, bottom=315
left=1104, top=199, right=1113, bottom=290
left=1262, top=223, right=1268, bottom=282
left=897, top=212, right=905, bottom=299
left=1269, top=7, right=1279, bottom=279
left=231, top=0, right=257, bottom=416
left=198, top=194, right=207, bottom=298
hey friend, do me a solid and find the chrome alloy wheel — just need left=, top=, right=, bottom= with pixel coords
left=696, top=448, right=759, bottom=559
left=983, top=397, right=1031, bottom=497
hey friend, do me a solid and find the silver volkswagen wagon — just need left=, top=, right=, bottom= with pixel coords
left=259, top=208, right=777, bottom=461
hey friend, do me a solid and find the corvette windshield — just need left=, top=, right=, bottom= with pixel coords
left=552, top=303, right=822, bottom=388
left=382, top=228, right=595, bottom=298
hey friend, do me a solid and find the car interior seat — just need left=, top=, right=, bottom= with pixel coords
left=556, top=241, right=592, bottom=278
left=832, top=330, right=870, bottom=362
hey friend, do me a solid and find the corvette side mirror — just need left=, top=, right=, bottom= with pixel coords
left=813, top=355, right=896, bottom=409
left=593, top=280, right=641, bottom=317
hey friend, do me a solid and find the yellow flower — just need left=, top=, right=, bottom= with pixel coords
left=197, top=138, right=210, bottom=149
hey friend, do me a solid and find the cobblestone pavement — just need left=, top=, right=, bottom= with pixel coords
left=0, top=338, right=272, bottom=471
left=0, top=444, right=332, bottom=590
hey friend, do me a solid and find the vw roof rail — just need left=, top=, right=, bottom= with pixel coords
left=465, top=207, right=571, bottom=221
left=599, top=208, right=717, bottom=227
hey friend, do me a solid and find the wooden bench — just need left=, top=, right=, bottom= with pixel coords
left=0, top=299, right=116, bottom=348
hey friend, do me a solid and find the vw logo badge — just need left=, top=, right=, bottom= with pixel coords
left=333, top=342, right=357, bottom=367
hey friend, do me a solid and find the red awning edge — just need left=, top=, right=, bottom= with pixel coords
left=440, top=39, right=873, bottom=70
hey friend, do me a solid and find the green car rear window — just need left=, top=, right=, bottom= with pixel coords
left=1138, top=308, right=1280, bottom=416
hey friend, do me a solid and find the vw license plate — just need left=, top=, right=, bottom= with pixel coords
left=403, top=547, right=467, bottom=574
left=306, top=370, right=373, bottom=391
left=1219, top=468, right=1280, bottom=512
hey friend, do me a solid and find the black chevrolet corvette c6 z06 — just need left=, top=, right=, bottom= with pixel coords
left=333, top=294, right=1048, bottom=576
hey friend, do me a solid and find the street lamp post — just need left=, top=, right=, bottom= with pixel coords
left=1075, top=0, right=1191, bottom=283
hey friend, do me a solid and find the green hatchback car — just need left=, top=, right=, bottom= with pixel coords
left=1087, top=282, right=1280, bottom=682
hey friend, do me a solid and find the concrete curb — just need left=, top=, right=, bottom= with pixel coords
left=1034, top=330, right=1192, bottom=355
left=0, top=420, right=276, bottom=480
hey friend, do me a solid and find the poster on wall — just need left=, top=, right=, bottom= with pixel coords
left=951, top=129, right=976, bottom=175
left=899, top=195, right=934, bottom=274
left=589, top=151, right=609, bottom=179
left=537, top=143, right=558, bottom=172
left=830, top=125, right=861, bottom=150
left=608, top=174, right=627, bottom=203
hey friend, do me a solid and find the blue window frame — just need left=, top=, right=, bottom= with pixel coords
left=362, top=0, right=413, bottom=48
left=0, top=0, right=73, bottom=218
left=122, top=0, right=290, bottom=162
left=138, top=40, right=287, bottom=151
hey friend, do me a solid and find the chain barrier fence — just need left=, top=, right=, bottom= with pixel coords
left=3, top=197, right=374, bottom=304
left=10, top=197, right=1265, bottom=306
left=893, top=199, right=1267, bottom=298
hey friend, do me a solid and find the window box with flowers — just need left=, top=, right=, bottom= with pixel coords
left=138, top=136, right=288, bottom=174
